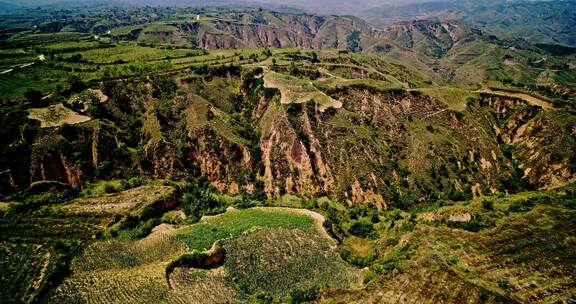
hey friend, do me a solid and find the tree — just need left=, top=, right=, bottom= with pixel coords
left=24, top=89, right=43, bottom=105
left=289, top=61, right=300, bottom=77
left=68, top=75, right=86, bottom=92
left=311, top=52, right=319, bottom=63
left=348, top=220, right=376, bottom=238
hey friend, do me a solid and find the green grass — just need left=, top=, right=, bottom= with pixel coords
left=67, top=44, right=196, bottom=64
left=177, top=208, right=315, bottom=250
left=39, top=41, right=104, bottom=53
left=6, top=32, right=89, bottom=45
left=0, top=65, right=68, bottom=99
left=417, top=87, right=476, bottom=111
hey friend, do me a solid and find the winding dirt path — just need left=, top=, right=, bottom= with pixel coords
left=200, top=206, right=336, bottom=248
left=476, top=88, right=557, bottom=110
left=253, top=206, right=336, bottom=248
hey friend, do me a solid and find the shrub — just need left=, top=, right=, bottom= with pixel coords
left=251, top=292, right=274, bottom=304
left=445, top=255, right=459, bottom=266
left=103, top=183, right=118, bottom=194
left=348, top=220, right=377, bottom=239
left=498, top=279, right=510, bottom=290
left=289, top=286, right=319, bottom=304
left=508, top=199, right=535, bottom=213
left=68, top=75, right=86, bottom=92
left=447, top=218, right=489, bottom=232
left=24, top=89, right=43, bottom=105
left=481, top=200, right=494, bottom=211
left=180, top=189, right=226, bottom=222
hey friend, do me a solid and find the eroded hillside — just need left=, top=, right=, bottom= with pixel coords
left=3, top=51, right=574, bottom=211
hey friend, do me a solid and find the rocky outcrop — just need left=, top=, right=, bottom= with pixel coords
left=177, top=13, right=373, bottom=50
left=15, top=74, right=575, bottom=207
left=477, top=95, right=576, bottom=188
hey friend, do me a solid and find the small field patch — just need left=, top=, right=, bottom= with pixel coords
left=28, top=103, right=91, bottom=128
left=56, top=185, right=175, bottom=216
left=263, top=71, right=341, bottom=112
left=224, top=227, right=362, bottom=296
left=177, top=208, right=315, bottom=250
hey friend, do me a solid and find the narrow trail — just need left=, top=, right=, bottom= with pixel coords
left=476, top=88, right=557, bottom=110
left=423, top=108, right=448, bottom=119
left=253, top=207, right=337, bottom=248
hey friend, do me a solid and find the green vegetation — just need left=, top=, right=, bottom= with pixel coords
left=0, top=4, right=575, bottom=303
left=224, top=227, right=361, bottom=298
left=177, top=208, right=315, bottom=250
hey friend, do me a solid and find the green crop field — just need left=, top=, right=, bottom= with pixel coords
left=177, top=208, right=316, bottom=250
left=0, top=65, right=69, bottom=99
left=67, top=44, right=199, bottom=64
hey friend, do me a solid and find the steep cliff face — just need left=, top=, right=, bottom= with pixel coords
left=187, top=15, right=475, bottom=58
left=476, top=95, right=576, bottom=188
left=28, top=123, right=125, bottom=189
left=184, top=77, right=573, bottom=204
left=176, top=13, right=373, bottom=50
left=14, top=67, right=575, bottom=205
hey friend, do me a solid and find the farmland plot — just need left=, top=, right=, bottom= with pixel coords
left=28, top=104, right=91, bottom=128
left=263, top=71, right=342, bottom=112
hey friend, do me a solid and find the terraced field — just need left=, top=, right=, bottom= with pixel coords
left=56, top=185, right=175, bottom=216
left=47, top=225, right=190, bottom=304
left=263, top=71, right=342, bottom=112
left=28, top=103, right=92, bottom=128
left=46, top=207, right=361, bottom=303
left=0, top=242, right=51, bottom=304
left=224, top=227, right=362, bottom=297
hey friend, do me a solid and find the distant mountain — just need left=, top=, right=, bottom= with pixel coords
left=361, top=0, right=576, bottom=47
left=0, top=1, right=23, bottom=13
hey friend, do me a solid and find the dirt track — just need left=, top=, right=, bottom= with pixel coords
left=477, top=88, right=557, bottom=110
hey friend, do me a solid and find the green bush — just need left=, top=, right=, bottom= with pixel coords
left=289, top=286, right=319, bottom=304
left=481, top=200, right=494, bottom=211
left=250, top=292, right=274, bottom=304
left=447, top=218, right=490, bottom=232
left=508, top=199, right=535, bottom=213
left=348, top=220, right=377, bottom=239
left=497, top=279, right=510, bottom=290
left=104, top=183, right=118, bottom=194
left=180, top=187, right=226, bottom=222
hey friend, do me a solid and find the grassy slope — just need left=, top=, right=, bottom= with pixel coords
left=320, top=188, right=576, bottom=303
left=48, top=206, right=357, bottom=303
